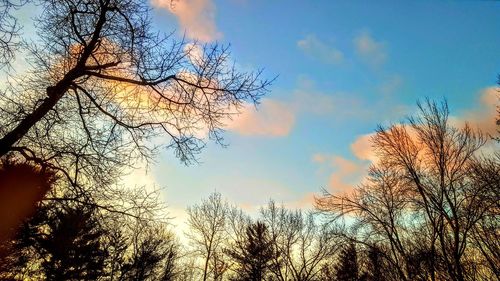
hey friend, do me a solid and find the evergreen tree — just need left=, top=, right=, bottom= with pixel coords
left=226, top=221, right=275, bottom=281
left=37, top=205, right=108, bottom=280
left=365, top=246, right=382, bottom=281
left=335, top=242, right=359, bottom=281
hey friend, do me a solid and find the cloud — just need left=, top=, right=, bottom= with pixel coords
left=225, top=77, right=377, bottom=137
left=354, top=31, right=387, bottom=66
left=152, top=0, right=221, bottom=42
left=227, top=99, right=295, bottom=137
left=328, top=156, right=364, bottom=192
left=297, top=34, right=344, bottom=64
left=379, top=75, right=403, bottom=95
left=350, top=133, right=378, bottom=163
left=458, top=87, right=499, bottom=136
left=312, top=152, right=370, bottom=194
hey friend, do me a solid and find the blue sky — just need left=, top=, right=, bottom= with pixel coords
left=12, top=1, right=497, bottom=220
left=143, top=0, right=500, bottom=219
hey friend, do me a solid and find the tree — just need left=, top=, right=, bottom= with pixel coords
left=0, top=195, right=182, bottom=281
left=186, top=192, right=230, bottom=281
left=225, top=221, right=275, bottom=281
left=335, top=242, right=360, bottom=281
left=119, top=223, right=180, bottom=281
left=0, top=0, right=26, bottom=67
left=37, top=205, right=107, bottom=280
left=1, top=202, right=109, bottom=280
left=0, top=0, right=270, bottom=194
left=364, top=246, right=383, bottom=281
left=317, top=99, right=499, bottom=281
left=260, top=201, right=340, bottom=281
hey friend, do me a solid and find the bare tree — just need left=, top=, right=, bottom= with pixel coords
left=317, top=99, right=499, bottom=281
left=186, top=192, right=230, bottom=281
left=0, top=0, right=27, bottom=67
left=260, top=201, right=339, bottom=281
left=0, top=0, right=270, bottom=195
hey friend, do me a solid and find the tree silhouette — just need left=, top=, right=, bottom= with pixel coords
left=317, top=99, right=499, bottom=281
left=260, top=201, right=339, bottom=281
left=225, top=221, right=275, bottom=281
left=37, top=205, right=107, bottom=280
left=335, top=242, right=360, bottom=281
left=0, top=0, right=271, bottom=194
left=119, top=224, right=180, bottom=281
left=0, top=203, right=108, bottom=280
left=364, top=246, right=383, bottom=281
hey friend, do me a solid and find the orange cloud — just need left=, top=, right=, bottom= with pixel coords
left=458, top=87, right=498, bottom=135
left=313, top=153, right=369, bottom=194
left=328, top=156, right=365, bottom=193
left=227, top=99, right=295, bottom=137
left=350, top=133, right=378, bottom=163
left=152, top=0, right=221, bottom=42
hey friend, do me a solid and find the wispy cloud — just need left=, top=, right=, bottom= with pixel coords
left=354, top=31, right=387, bottom=66
left=312, top=153, right=369, bottom=193
left=379, top=74, right=403, bottom=95
left=226, top=77, right=382, bottom=138
left=297, top=34, right=344, bottom=64
left=152, top=0, right=221, bottom=42
left=227, top=99, right=296, bottom=137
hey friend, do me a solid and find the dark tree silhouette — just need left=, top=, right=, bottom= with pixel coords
left=0, top=203, right=108, bottom=280
left=119, top=225, right=180, bottom=281
left=0, top=0, right=271, bottom=194
left=364, top=246, right=383, bottom=281
left=335, top=242, right=360, bottom=281
left=0, top=198, right=182, bottom=280
left=37, top=205, right=107, bottom=280
left=225, top=221, right=275, bottom=281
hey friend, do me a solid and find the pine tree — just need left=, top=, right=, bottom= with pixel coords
left=226, top=221, right=275, bottom=281
left=335, top=242, right=359, bottom=281
left=37, top=205, right=108, bottom=280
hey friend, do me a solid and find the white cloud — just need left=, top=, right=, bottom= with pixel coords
left=354, top=31, right=387, bottom=66
left=297, top=34, right=344, bottom=64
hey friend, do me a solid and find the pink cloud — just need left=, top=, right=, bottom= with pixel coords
left=350, top=133, right=378, bottom=163
left=227, top=99, right=295, bottom=137
left=328, top=156, right=365, bottom=193
left=152, top=0, right=221, bottom=42
left=312, top=153, right=369, bottom=194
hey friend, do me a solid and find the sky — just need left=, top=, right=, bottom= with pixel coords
left=141, top=0, right=500, bottom=223
left=13, top=1, right=500, bottom=225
